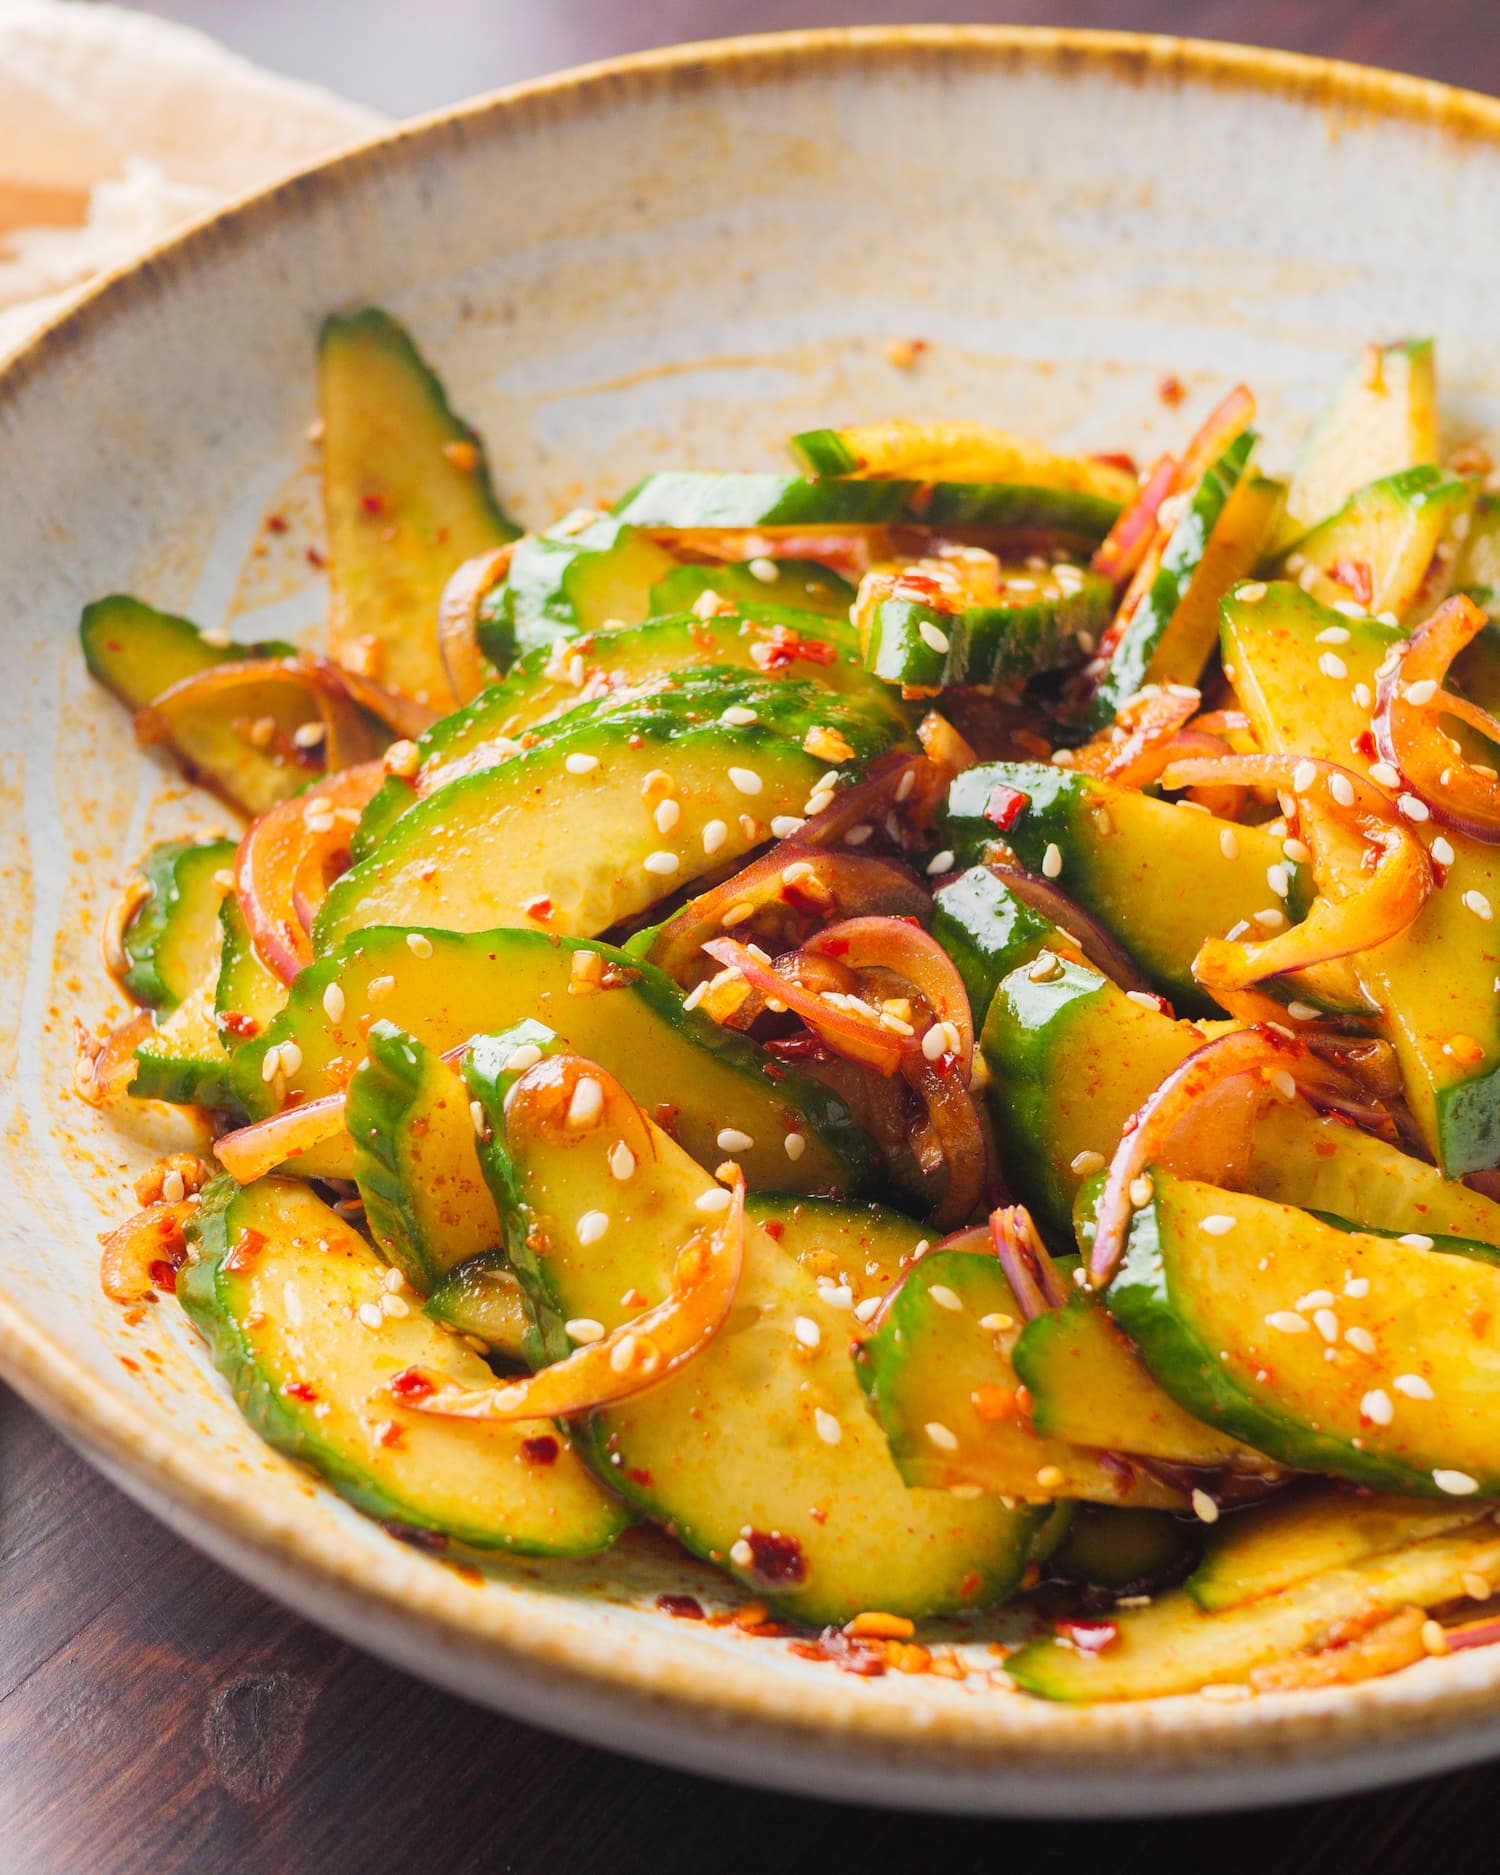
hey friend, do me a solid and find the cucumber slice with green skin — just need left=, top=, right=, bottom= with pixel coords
left=1011, top=1294, right=1265, bottom=1469
left=745, top=1192, right=928, bottom=1298
left=612, top=471, right=1121, bottom=541
left=348, top=1022, right=501, bottom=1291
left=475, top=517, right=678, bottom=669
left=930, top=866, right=1060, bottom=1023
left=180, top=1175, right=623, bottom=1554
left=214, top=894, right=288, bottom=1051
left=315, top=679, right=901, bottom=954
left=468, top=1050, right=1035, bottom=1621
left=854, top=1250, right=1187, bottom=1510
left=1087, top=428, right=1271, bottom=726
left=1280, top=465, right=1472, bottom=622
left=650, top=558, right=855, bottom=620
left=1047, top=1506, right=1198, bottom=1594
left=944, top=761, right=1297, bottom=1015
left=318, top=308, right=519, bottom=708
left=1222, top=582, right=1500, bottom=1174
left=424, top=1252, right=531, bottom=1366
left=233, top=925, right=877, bottom=1195
left=81, top=594, right=293, bottom=711
left=132, top=969, right=238, bottom=1112
left=787, top=422, right=1138, bottom=505
left=119, top=838, right=235, bottom=1013
left=350, top=613, right=887, bottom=863
left=856, top=566, right=1111, bottom=691
left=1454, top=493, right=1500, bottom=622
left=1185, top=1489, right=1490, bottom=1613
left=1271, top=338, right=1438, bottom=555
left=1006, top=1519, right=1500, bottom=1702
left=1106, top=1169, right=1500, bottom=1496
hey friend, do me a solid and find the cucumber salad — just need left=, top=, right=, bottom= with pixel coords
left=79, top=314, right=1500, bottom=1701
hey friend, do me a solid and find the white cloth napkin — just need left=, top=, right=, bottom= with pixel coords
left=0, top=0, right=385, bottom=358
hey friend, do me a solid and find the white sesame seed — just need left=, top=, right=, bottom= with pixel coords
left=730, top=1538, right=755, bottom=1567
left=577, top=1210, right=610, bottom=1246
left=1361, top=1389, right=1394, bottom=1426
left=1345, top=1326, right=1376, bottom=1354
left=794, top=1315, right=821, bottom=1349
left=702, top=819, right=728, bottom=854
left=1465, top=891, right=1494, bottom=921
left=1237, top=582, right=1268, bottom=603
left=1435, top=1470, right=1480, bottom=1495
left=1042, top=842, right=1063, bottom=879
left=1200, top=1215, right=1236, bottom=1236
left=1293, top=760, right=1318, bottom=793
left=1191, top=1489, right=1220, bottom=1524
left=304, top=810, right=336, bottom=835
left=1219, top=827, right=1240, bottom=860
left=814, top=1407, right=842, bottom=1445
left=695, top=1187, right=732, bottom=1214
left=1343, top=1276, right=1370, bottom=1298
left=1296, top=1290, right=1335, bottom=1310
left=928, top=1284, right=964, bottom=1313
left=368, top=975, right=396, bottom=1001
left=717, top=1127, right=754, bottom=1153
left=567, top=1078, right=604, bottom=1128
left=721, top=704, right=758, bottom=726
left=1312, top=1307, right=1339, bottom=1343
left=1395, top=1373, right=1436, bottom=1400
left=1398, top=1233, right=1435, bottom=1250
left=565, top=752, right=599, bottom=776
left=1283, top=837, right=1312, bottom=865
left=682, top=981, right=709, bottom=1013
left=273, top=1041, right=301, bottom=1080
left=771, top=815, right=805, bottom=839
left=853, top=1296, right=882, bottom=1324
left=805, top=790, right=836, bottom=818
left=925, top=1421, right=959, bottom=1452
left=1316, top=625, right=1352, bottom=645
left=357, top=1302, right=384, bottom=1331
left=1319, top=653, right=1349, bottom=680
left=1268, top=1069, right=1296, bottom=1100
left=1369, top=761, right=1400, bottom=789
left=1267, top=863, right=1290, bottom=898
left=566, top=1317, right=605, bottom=1344
left=1354, top=683, right=1373, bottom=710
left=321, top=981, right=346, bottom=1025
left=1330, top=773, right=1356, bottom=807
left=1284, top=1001, right=1320, bottom=1022
left=1332, top=601, right=1366, bottom=620
left=918, top=620, right=951, bottom=655
left=1266, top=1311, right=1310, bottom=1334
left=609, top=1336, right=638, bottom=1375
left=978, top=1312, right=1016, bottom=1335
left=381, top=1292, right=410, bottom=1319
left=260, top=1045, right=282, bottom=1084
left=926, top=849, right=955, bottom=877
left=1070, top=1150, right=1106, bottom=1175
left=651, top=798, right=682, bottom=837
left=1129, top=1174, right=1154, bottom=1209
left=1397, top=793, right=1430, bottom=823
left=1407, top=679, right=1439, bottom=706
left=644, top=850, right=681, bottom=876
left=1432, top=835, right=1456, bottom=865
left=728, top=766, right=762, bottom=796
left=469, top=1098, right=489, bottom=1139
left=784, top=1131, right=806, bottom=1161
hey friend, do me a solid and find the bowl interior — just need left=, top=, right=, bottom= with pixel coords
left=6, top=27, right=1500, bottom=1813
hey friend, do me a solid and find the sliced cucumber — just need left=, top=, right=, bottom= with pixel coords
left=1283, top=465, right=1471, bottom=622
left=132, top=968, right=236, bottom=1112
left=181, top=1175, right=623, bottom=1553
left=855, top=1249, right=1187, bottom=1509
left=470, top=1051, right=1037, bottom=1621
left=746, top=1192, right=928, bottom=1298
left=1185, top=1488, right=1490, bottom=1613
left=1222, top=581, right=1500, bottom=1174
left=316, top=676, right=901, bottom=953
left=424, top=1251, right=531, bottom=1365
left=118, top=838, right=235, bottom=1013
left=788, top=421, right=1137, bottom=505
left=613, top=471, right=1121, bottom=541
left=81, top=594, right=290, bottom=710
left=1455, top=493, right=1500, bottom=620
left=1272, top=338, right=1438, bottom=553
left=348, top=1022, right=501, bottom=1290
left=945, top=761, right=1297, bottom=1015
left=1047, top=1506, right=1198, bottom=1593
left=318, top=308, right=518, bottom=706
left=1006, top=1519, right=1500, bottom=1701
left=930, top=866, right=1060, bottom=1024
left=1087, top=428, right=1272, bottom=725
left=650, top=558, right=855, bottom=620
left=214, top=893, right=288, bottom=1051
left=1107, top=1169, right=1500, bottom=1496
left=475, top=516, right=677, bottom=669
left=233, top=925, right=877, bottom=1195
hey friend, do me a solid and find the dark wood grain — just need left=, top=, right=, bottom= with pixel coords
left=12, top=4, right=1500, bottom=1870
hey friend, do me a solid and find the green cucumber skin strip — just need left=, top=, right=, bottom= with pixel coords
left=121, top=838, right=236, bottom=1012
left=787, top=429, right=862, bottom=476
left=930, top=866, right=1058, bottom=1023
left=861, top=576, right=1109, bottom=689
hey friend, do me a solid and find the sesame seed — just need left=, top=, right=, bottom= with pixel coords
left=794, top=1315, right=821, bottom=1349
left=1465, top=891, right=1494, bottom=921
left=304, top=810, right=336, bottom=834
left=784, top=1132, right=806, bottom=1161
left=322, top=982, right=346, bottom=1023
left=1464, top=1572, right=1493, bottom=1602
left=260, top=1045, right=282, bottom=1084
left=1354, top=683, right=1374, bottom=710
left=1329, top=773, right=1356, bottom=807
left=577, top=1210, right=610, bottom=1246
left=652, top=798, right=682, bottom=836
left=1292, top=760, right=1318, bottom=792
left=1219, top=827, right=1240, bottom=860
left=1430, top=834, right=1456, bottom=865
left=728, top=767, right=762, bottom=796
left=1332, top=601, right=1366, bottom=620
left=368, top=974, right=396, bottom=1000
left=978, top=1311, right=1015, bottom=1332
left=925, top=1421, right=959, bottom=1452
left=928, top=1284, right=964, bottom=1313
left=721, top=704, right=758, bottom=726
left=1266, top=1311, right=1309, bottom=1334
left=922, top=1021, right=955, bottom=1062
left=717, top=1127, right=754, bottom=1152
left=566, top=1317, right=605, bottom=1344
left=1237, top=582, right=1268, bottom=603
left=813, top=1407, right=842, bottom=1446
left=1283, top=837, right=1312, bottom=864
left=1345, top=1326, right=1376, bottom=1354
left=853, top=1296, right=882, bottom=1324
left=695, top=1187, right=732, bottom=1214
left=702, top=819, right=728, bottom=854
left=1035, top=1465, right=1068, bottom=1491
left=1042, top=843, right=1063, bottom=879
left=564, top=752, right=599, bottom=776
left=771, top=815, right=805, bottom=839
left=1269, top=1069, right=1296, bottom=1100
left=1369, top=761, right=1401, bottom=789
left=644, top=850, right=680, bottom=876
left=925, top=849, right=955, bottom=877
left=1319, top=652, right=1348, bottom=680
left=1191, top=1489, right=1220, bottom=1524
left=1434, top=1470, right=1480, bottom=1495
left=1129, top=1174, right=1154, bottom=1209
left=404, top=932, right=433, bottom=959
left=356, top=1303, right=384, bottom=1330
left=1397, top=793, right=1430, bottom=823
left=1394, top=1373, right=1435, bottom=1400
left=381, top=1292, right=410, bottom=1319
left=1267, top=863, right=1290, bottom=898
left=804, top=789, right=836, bottom=818
left=1316, top=625, right=1352, bottom=645
left=567, top=1078, right=604, bottom=1128
left=1422, top=1618, right=1450, bottom=1656
left=1296, top=1289, right=1335, bottom=1310
left=1361, top=1388, right=1394, bottom=1426
left=1070, top=1150, right=1106, bottom=1175
left=1343, top=1276, right=1371, bottom=1298
left=469, top=1098, right=489, bottom=1139
left=1313, top=1307, right=1339, bottom=1342
left=609, top=1336, right=638, bottom=1375
left=1286, top=1001, right=1320, bottom=1022
left=1200, top=1214, right=1236, bottom=1236
left=918, top=620, right=951, bottom=655
left=1254, top=908, right=1287, bottom=930
left=730, top=1539, right=754, bottom=1568
left=1398, top=1232, right=1435, bottom=1250
left=1407, top=679, right=1439, bottom=706
left=383, top=738, right=421, bottom=778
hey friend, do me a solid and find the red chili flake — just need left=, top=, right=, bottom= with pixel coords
left=656, top=1593, right=705, bottom=1620
left=744, top=1529, right=807, bottom=1586
left=359, top=493, right=386, bottom=516
left=627, top=1467, right=654, bottom=1488
left=1331, top=558, right=1375, bottom=606
left=781, top=875, right=835, bottom=917
left=265, top=513, right=290, bottom=535
left=522, top=1435, right=560, bottom=1466
left=523, top=896, right=554, bottom=923
left=790, top=1627, right=888, bottom=1676
left=148, top=1260, right=179, bottom=1294
left=218, top=1010, right=260, bottom=1040
left=819, top=934, right=851, bottom=958
left=305, top=545, right=326, bottom=569
left=223, top=1226, right=267, bottom=1274
left=766, top=1031, right=828, bottom=1063
left=1157, top=375, right=1187, bottom=407
left=1091, top=450, right=1139, bottom=476
left=986, top=785, right=1030, bottom=831
left=959, top=1571, right=983, bottom=1601
left=389, top=1367, right=436, bottom=1403
left=1354, top=728, right=1378, bottom=760
left=751, top=625, right=839, bottom=673
left=1057, top=1618, right=1120, bottom=1654
left=760, top=1219, right=786, bottom=1242
left=761, top=1061, right=786, bottom=1081
left=283, top=1380, right=319, bottom=1402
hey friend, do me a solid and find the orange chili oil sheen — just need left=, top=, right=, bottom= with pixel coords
left=223, top=1226, right=267, bottom=1274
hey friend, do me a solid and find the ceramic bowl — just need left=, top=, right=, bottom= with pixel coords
left=6, top=27, right=1500, bottom=1815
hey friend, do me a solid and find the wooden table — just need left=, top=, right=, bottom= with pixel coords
left=9, top=4, right=1500, bottom=1869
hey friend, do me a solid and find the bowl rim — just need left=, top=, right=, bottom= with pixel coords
left=8, top=22, right=1500, bottom=1801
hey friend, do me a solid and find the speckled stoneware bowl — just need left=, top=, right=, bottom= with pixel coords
left=6, top=26, right=1500, bottom=1816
